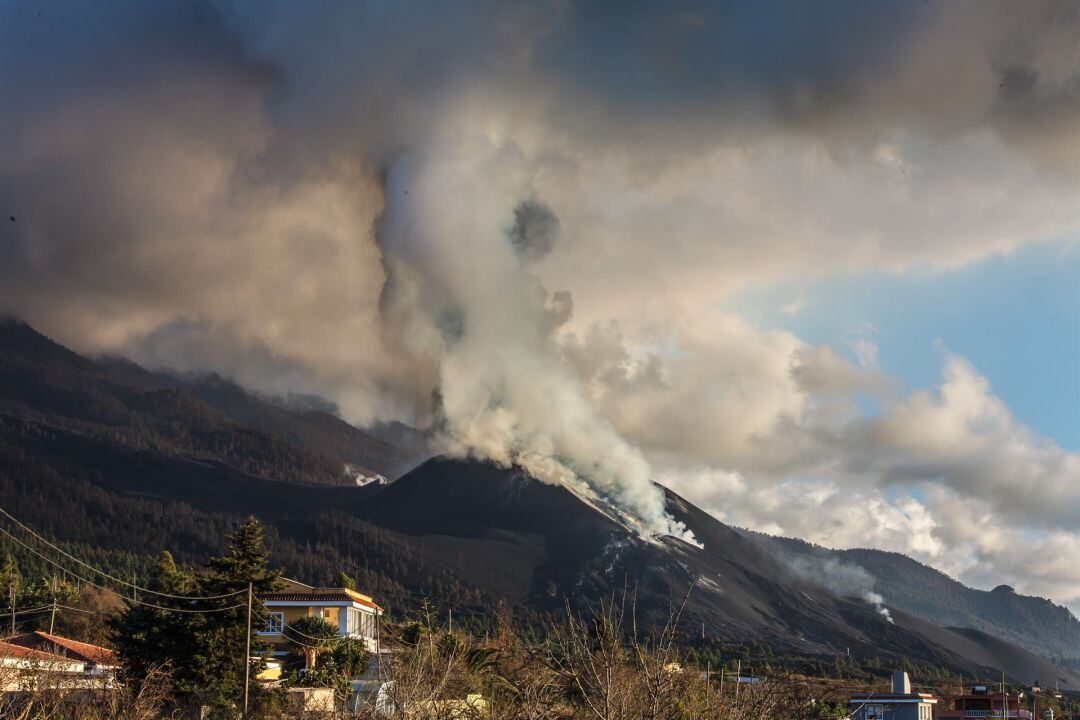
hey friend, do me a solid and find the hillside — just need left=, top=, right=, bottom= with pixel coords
left=1, top=319, right=1078, bottom=688
left=0, top=318, right=425, bottom=486
left=751, top=533, right=1080, bottom=663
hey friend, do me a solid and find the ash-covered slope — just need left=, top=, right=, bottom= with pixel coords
left=751, top=532, right=1080, bottom=663
left=350, top=458, right=1079, bottom=686
left=888, top=609, right=1080, bottom=687
left=0, top=318, right=422, bottom=485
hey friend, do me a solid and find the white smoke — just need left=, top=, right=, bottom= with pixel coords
left=376, top=132, right=696, bottom=543
left=863, top=592, right=895, bottom=624
left=779, top=552, right=895, bottom=623
left=4, top=0, right=1080, bottom=596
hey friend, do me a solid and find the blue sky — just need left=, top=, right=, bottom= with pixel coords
left=732, top=240, right=1080, bottom=450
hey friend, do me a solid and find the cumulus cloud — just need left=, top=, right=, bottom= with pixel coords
left=654, top=357, right=1080, bottom=609
left=0, top=1, right=1078, bottom=601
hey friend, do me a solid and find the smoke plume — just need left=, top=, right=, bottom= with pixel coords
left=779, top=552, right=894, bottom=622
left=863, top=592, right=895, bottom=624
left=1, top=0, right=1079, bottom=592
left=376, top=143, right=694, bottom=540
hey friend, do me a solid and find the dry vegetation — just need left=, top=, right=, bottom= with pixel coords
left=3, top=601, right=842, bottom=720
left=353, top=597, right=833, bottom=720
left=0, top=663, right=174, bottom=720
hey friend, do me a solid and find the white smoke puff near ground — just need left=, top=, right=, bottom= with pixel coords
left=777, top=552, right=894, bottom=622
left=376, top=131, right=697, bottom=544
left=781, top=553, right=877, bottom=596
left=864, top=592, right=895, bottom=624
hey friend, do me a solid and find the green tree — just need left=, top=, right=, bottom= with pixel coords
left=335, top=570, right=356, bottom=590
left=285, top=617, right=368, bottom=704
left=0, top=553, right=19, bottom=604
left=184, top=516, right=282, bottom=717
left=111, top=518, right=282, bottom=718
left=110, top=551, right=192, bottom=695
left=0, top=554, right=20, bottom=633
left=286, top=615, right=339, bottom=673
left=20, top=575, right=79, bottom=615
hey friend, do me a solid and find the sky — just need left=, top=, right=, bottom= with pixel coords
left=0, top=1, right=1078, bottom=610
left=732, top=241, right=1080, bottom=450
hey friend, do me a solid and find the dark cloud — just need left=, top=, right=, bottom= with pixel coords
left=0, top=0, right=1077, bottom=587
left=509, top=199, right=561, bottom=261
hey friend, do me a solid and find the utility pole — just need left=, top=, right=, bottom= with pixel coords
left=9, top=585, right=15, bottom=635
left=1002, top=673, right=1007, bottom=720
left=49, top=597, right=57, bottom=634
left=706, top=661, right=711, bottom=705
left=243, top=581, right=253, bottom=720
left=735, top=660, right=741, bottom=704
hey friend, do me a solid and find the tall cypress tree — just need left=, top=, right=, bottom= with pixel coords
left=111, top=518, right=282, bottom=717
left=188, top=516, right=282, bottom=716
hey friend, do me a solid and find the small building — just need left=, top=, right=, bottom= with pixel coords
left=0, top=640, right=104, bottom=693
left=850, top=671, right=937, bottom=720
left=4, top=631, right=119, bottom=678
left=257, top=578, right=383, bottom=658
left=725, top=674, right=763, bottom=685
left=936, top=684, right=1033, bottom=720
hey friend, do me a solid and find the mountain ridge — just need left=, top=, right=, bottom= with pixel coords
left=1, top=318, right=1077, bottom=687
left=748, top=531, right=1080, bottom=662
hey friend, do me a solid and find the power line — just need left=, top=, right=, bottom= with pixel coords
left=0, top=504, right=244, bottom=601
left=0, top=604, right=53, bottom=619
left=0, top=526, right=245, bottom=614
left=55, top=604, right=101, bottom=615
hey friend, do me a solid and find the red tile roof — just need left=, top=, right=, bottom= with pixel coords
left=0, top=640, right=74, bottom=664
left=5, top=631, right=118, bottom=666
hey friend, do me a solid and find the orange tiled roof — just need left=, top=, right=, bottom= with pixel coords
left=0, top=640, right=74, bottom=664
left=5, top=631, right=118, bottom=666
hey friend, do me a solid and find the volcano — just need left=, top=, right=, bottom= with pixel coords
left=1, top=318, right=1078, bottom=687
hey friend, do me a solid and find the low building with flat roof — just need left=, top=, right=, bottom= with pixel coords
left=850, top=671, right=937, bottom=720
left=936, top=684, right=1032, bottom=720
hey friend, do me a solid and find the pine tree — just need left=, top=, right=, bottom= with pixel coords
left=111, top=519, right=282, bottom=718
left=185, top=516, right=282, bottom=717
left=1, top=553, right=19, bottom=633
left=20, top=575, right=79, bottom=618
left=0, top=553, right=19, bottom=602
left=109, top=551, right=192, bottom=696
left=336, top=570, right=356, bottom=590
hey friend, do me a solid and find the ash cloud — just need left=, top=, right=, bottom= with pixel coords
left=1, top=1, right=1078, bottom=578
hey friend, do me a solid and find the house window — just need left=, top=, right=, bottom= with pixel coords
left=865, top=705, right=885, bottom=720
left=262, top=612, right=284, bottom=634
left=919, top=705, right=930, bottom=720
